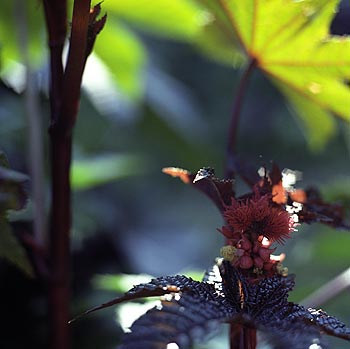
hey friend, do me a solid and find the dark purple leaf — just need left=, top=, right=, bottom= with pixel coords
left=70, top=274, right=218, bottom=322
left=119, top=293, right=235, bottom=349
left=75, top=262, right=350, bottom=348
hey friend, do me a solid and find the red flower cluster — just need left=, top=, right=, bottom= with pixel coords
left=219, top=194, right=296, bottom=278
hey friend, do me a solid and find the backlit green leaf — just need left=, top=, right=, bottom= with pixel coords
left=198, top=0, right=350, bottom=149
left=93, top=20, right=146, bottom=99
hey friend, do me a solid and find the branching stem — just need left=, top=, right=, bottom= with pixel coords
left=42, top=1, right=93, bottom=348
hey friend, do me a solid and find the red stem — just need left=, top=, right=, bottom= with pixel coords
left=230, top=324, right=257, bottom=349
left=225, top=59, right=257, bottom=348
left=225, top=59, right=256, bottom=179
left=42, top=1, right=93, bottom=348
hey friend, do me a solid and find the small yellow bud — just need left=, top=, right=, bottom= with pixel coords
left=220, top=245, right=237, bottom=262
left=276, top=262, right=289, bottom=276
left=253, top=267, right=263, bottom=276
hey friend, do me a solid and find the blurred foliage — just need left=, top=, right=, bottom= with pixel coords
left=93, top=20, right=146, bottom=99
left=0, top=151, right=32, bottom=277
left=0, top=1, right=350, bottom=348
left=71, top=153, right=147, bottom=190
left=0, top=218, right=33, bottom=277
left=0, top=1, right=45, bottom=71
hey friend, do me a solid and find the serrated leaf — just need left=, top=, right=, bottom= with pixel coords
left=119, top=294, right=231, bottom=349
left=70, top=154, right=147, bottom=190
left=198, top=0, right=350, bottom=149
left=0, top=218, right=33, bottom=277
left=70, top=274, right=216, bottom=322
left=77, top=260, right=350, bottom=348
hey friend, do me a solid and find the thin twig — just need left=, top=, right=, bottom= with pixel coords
left=225, top=59, right=257, bottom=179
left=301, top=267, right=350, bottom=308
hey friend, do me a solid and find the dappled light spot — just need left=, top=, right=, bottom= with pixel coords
left=308, top=82, right=322, bottom=95
left=309, top=342, right=322, bottom=349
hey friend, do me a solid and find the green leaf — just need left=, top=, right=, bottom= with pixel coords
left=70, top=153, right=147, bottom=190
left=276, top=83, right=336, bottom=151
left=194, top=18, right=245, bottom=66
left=93, top=20, right=146, bottom=99
left=198, top=0, right=350, bottom=149
left=0, top=1, right=45, bottom=72
left=0, top=218, right=33, bottom=277
left=0, top=165, right=28, bottom=212
left=103, top=0, right=206, bottom=41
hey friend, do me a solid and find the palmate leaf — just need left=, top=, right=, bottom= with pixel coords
left=75, top=260, right=350, bottom=348
left=198, top=0, right=350, bottom=150
left=119, top=294, right=233, bottom=349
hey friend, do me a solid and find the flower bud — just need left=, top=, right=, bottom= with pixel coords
left=259, top=247, right=272, bottom=261
left=239, top=255, right=253, bottom=269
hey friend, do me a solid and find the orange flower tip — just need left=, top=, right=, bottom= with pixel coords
left=220, top=245, right=238, bottom=262
left=162, top=167, right=191, bottom=183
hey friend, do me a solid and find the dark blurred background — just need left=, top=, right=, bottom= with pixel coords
left=0, top=1, right=350, bottom=348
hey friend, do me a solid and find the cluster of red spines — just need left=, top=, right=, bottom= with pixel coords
left=219, top=194, right=296, bottom=278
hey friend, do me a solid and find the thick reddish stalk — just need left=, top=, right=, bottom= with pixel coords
left=49, top=135, right=72, bottom=349
left=225, top=59, right=257, bottom=349
left=230, top=324, right=257, bottom=349
left=225, top=59, right=256, bottom=179
left=42, top=0, right=93, bottom=348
